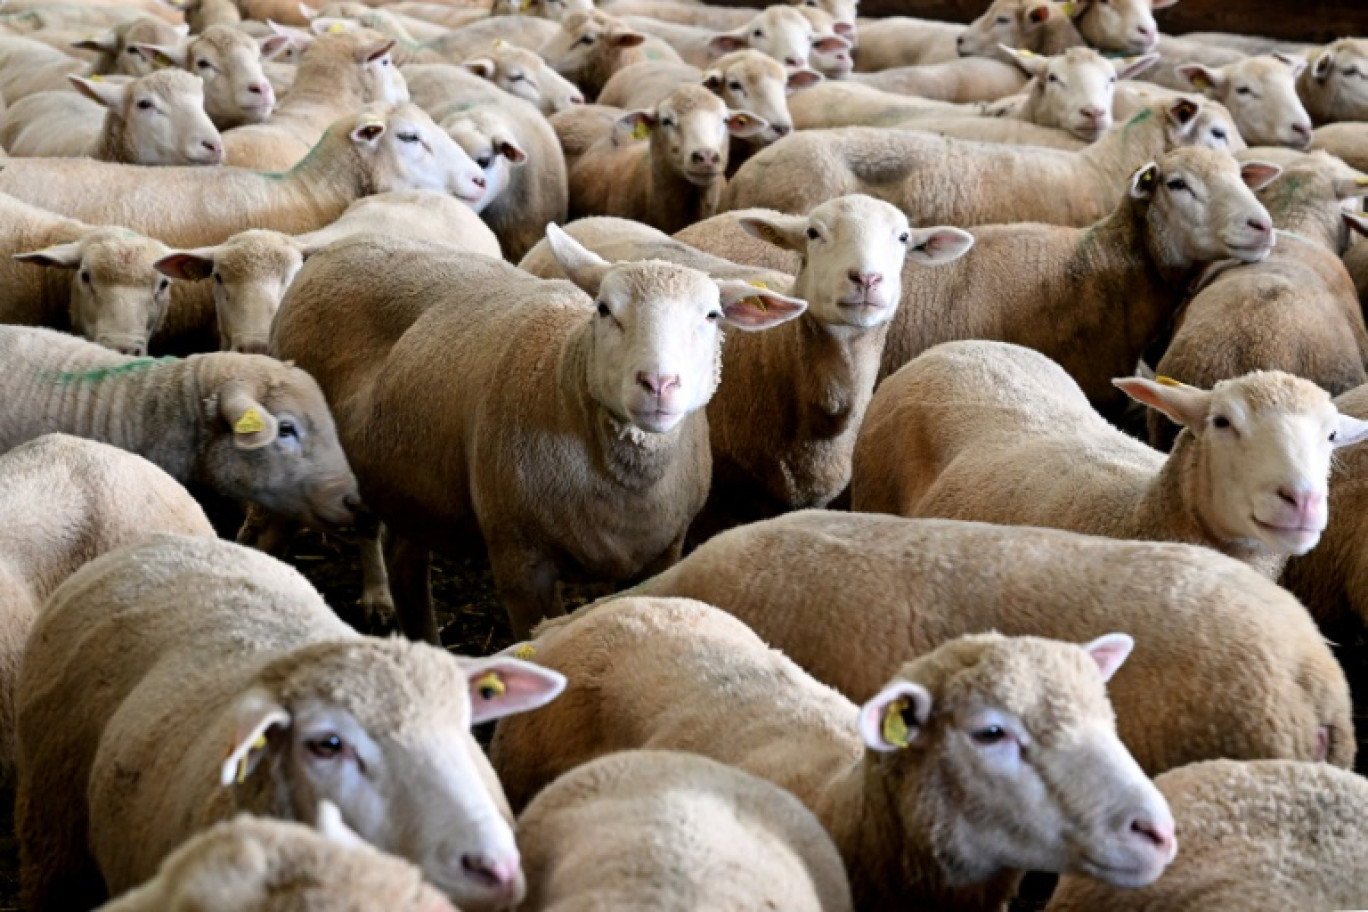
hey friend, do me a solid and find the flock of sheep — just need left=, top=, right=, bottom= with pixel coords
left=0, top=0, right=1365, bottom=907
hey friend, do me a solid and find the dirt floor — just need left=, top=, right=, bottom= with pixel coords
left=0, top=531, right=1363, bottom=911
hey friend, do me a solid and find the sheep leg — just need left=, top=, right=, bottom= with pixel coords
left=357, top=526, right=396, bottom=629
left=385, top=533, right=439, bottom=645
left=235, top=503, right=299, bottom=556
left=490, top=544, right=561, bottom=640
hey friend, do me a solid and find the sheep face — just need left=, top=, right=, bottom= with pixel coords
left=1118, top=373, right=1368, bottom=557
left=624, top=84, right=766, bottom=187
left=709, top=6, right=847, bottom=73
left=223, top=644, right=565, bottom=912
left=441, top=111, right=527, bottom=215
left=1303, top=39, right=1368, bottom=124
left=792, top=0, right=856, bottom=44
left=196, top=27, right=278, bottom=128
left=741, top=195, right=972, bottom=328
left=14, top=230, right=172, bottom=357
left=462, top=46, right=585, bottom=115
left=76, top=70, right=223, bottom=166
left=156, top=231, right=305, bottom=354
left=704, top=52, right=805, bottom=145
left=1130, top=147, right=1277, bottom=269
left=546, top=225, right=807, bottom=434
left=1009, top=47, right=1158, bottom=141
left=542, top=12, right=646, bottom=86
left=350, top=104, right=489, bottom=206
left=1181, top=54, right=1313, bottom=149
left=199, top=365, right=360, bottom=530
left=1070, top=0, right=1168, bottom=56
left=796, top=8, right=852, bottom=78
left=956, top=0, right=1055, bottom=60
left=859, top=633, right=1176, bottom=889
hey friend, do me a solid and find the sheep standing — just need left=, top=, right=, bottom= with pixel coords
left=854, top=340, right=1368, bottom=578
left=1047, top=760, right=1368, bottom=910
left=17, top=533, right=565, bottom=911
left=491, top=598, right=1176, bottom=911
left=517, top=751, right=853, bottom=912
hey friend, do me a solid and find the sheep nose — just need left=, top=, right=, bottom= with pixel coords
left=637, top=372, right=681, bottom=397
left=1277, top=485, right=1325, bottom=517
left=834, top=21, right=854, bottom=36
left=472, top=174, right=487, bottom=188
left=460, top=853, right=519, bottom=892
left=202, top=139, right=223, bottom=159
left=113, top=341, right=146, bottom=357
left=248, top=82, right=268, bottom=95
left=1292, top=121, right=1312, bottom=140
left=1247, top=217, right=1272, bottom=235
left=1129, top=815, right=1175, bottom=854
left=690, top=149, right=721, bottom=166
left=772, top=123, right=792, bottom=137
left=848, top=269, right=882, bottom=290
left=569, top=93, right=585, bottom=105
left=1080, top=106, right=1106, bottom=122
left=784, top=56, right=804, bottom=67
left=1136, top=24, right=1156, bottom=40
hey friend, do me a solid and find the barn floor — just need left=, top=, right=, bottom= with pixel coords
left=0, top=533, right=1362, bottom=911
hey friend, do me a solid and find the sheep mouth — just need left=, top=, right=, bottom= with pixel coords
left=1252, top=517, right=1323, bottom=552
left=1078, top=852, right=1169, bottom=889
left=1225, top=240, right=1274, bottom=262
left=683, top=168, right=724, bottom=185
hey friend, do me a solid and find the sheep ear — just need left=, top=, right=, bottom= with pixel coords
left=546, top=223, right=612, bottom=296
left=608, top=27, right=645, bottom=49
left=786, top=67, right=823, bottom=93
left=132, top=42, right=186, bottom=68
left=1344, top=210, right=1368, bottom=237
left=349, top=119, right=387, bottom=146
left=1239, top=161, right=1282, bottom=191
left=1271, top=50, right=1306, bottom=77
left=615, top=108, right=657, bottom=141
left=259, top=33, right=294, bottom=61
left=707, top=29, right=749, bottom=56
left=1024, top=1, right=1053, bottom=28
left=1129, top=162, right=1161, bottom=200
left=497, top=137, right=528, bottom=164
left=68, top=74, right=125, bottom=108
left=701, top=68, right=723, bottom=91
left=71, top=29, right=119, bottom=52
left=1083, top=633, right=1134, bottom=683
left=267, top=19, right=316, bottom=51
left=907, top=226, right=975, bottom=266
left=1312, top=49, right=1334, bottom=82
left=1166, top=96, right=1201, bottom=130
left=315, top=801, right=369, bottom=850
left=218, top=380, right=279, bottom=449
left=1331, top=413, right=1368, bottom=449
left=1178, top=63, right=1222, bottom=94
left=155, top=250, right=217, bottom=282
left=1115, top=53, right=1159, bottom=80
left=715, top=280, right=808, bottom=330
left=1000, top=44, right=1048, bottom=78
left=220, top=688, right=290, bottom=787
left=737, top=213, right=807, bottom=251
left=355, top=37, right=396, bottom=65
left=1113, top=376, right=1211, bottom=427
left=462, top=56, right=496, bottom=79
left=460, top=657, right=567, bottom=725
left=726, top=110, right=768, bottom=137
left=858, top=680, right=932, bottom=752
left=14, top=241, right=83, bottom=269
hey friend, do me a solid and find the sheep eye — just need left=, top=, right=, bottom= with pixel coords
left=126, top=46, right=140, bottom=55
left=476, top=154, right=493, bottom=168
left=305, top=734, right=344, bottom=759
left=707, top=310, right=722, bottom=321
left=196, top=59, right=211, bottom=69
left=1166, top=177, right=1189, bottom=192
left=1212, top=415, right=1231, bottom=429
left=278, top=420, right=298, bottom=440
left=596, top=302, right=610, bottom=317
left=897, top=231, right=910, bottom=243
left=158, top=278, right=170, bottom=291
left=213, top=272, right=223, bottom=284
left=660, top=117, right=676, bottom=128
left=508, top=72, right=526, bottom=81
left=136, top=99, right=154, bottom=110
left=805, top=227, right=820, bottom=240
left=996, top=15, right=1010, bottom=23
left=728, top=81, right=743, bottom=92
left=1344, top=65, right=1360, bottom=77
left=752, top=29, right=764, bottom=37
left=397, top=132, right=419, bottom=143
left=972, top=725, right=1008, bottom=745
left=1211, top=127, right=1228, bottom=140
left=80, top=270, right=92, bottom=284
left=1235, top=86, right=1252, bottom=95
left=1047, top=74, right=1059, bottom=84
left=574, top=35, right=595, bottom=47
left=1329, top=429, right=1339, bottom=442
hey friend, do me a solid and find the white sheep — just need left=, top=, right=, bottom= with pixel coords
left=1299, top=38, right=1368, bottom=124
left=0, top=324, right=361, bottom=531
left=620, top=6, right=848, bottom=71
left=517, top=750, right=854, bottom=912
left=847, top=56, right=1029, bottom=103
left=723, top=97, right=1243, bottom=226
left=98, top=808, right=460, bottom=912
left=1068, top=0, right=1170, bottom=55
left=1178, top=52, right=1313, bottom=147
left=987, top=45, right=1159, bottom=140
left=408, top=15, right=563, bottom=65
left=17, top=533, right=565, bottom=912
left=0, top=34, right=90, bottom=101
left=69, top=16, right=189, bottom=77
left=0, top=70, right=222, bottom=164
left=623, top=509, right=1356, bottom=773
left=603, top=0, right=856, bottom=42
left=267, top=227, right=805, bottom=639
left=459, top=40, right=585, bottom=114
left=537, top=10, right=681, bottom=100
left=0, top=435, right=212, bottom=786
left=1309, top=121, right=1368, bottom=173
left=491, top=598, right=1176, bottom=910
left=853, top=340, right=1368, bottom=578
left=0, top=103, right=488, bottom=248
left=137, top=26, right=281, bottom=129
left=859, top=0, right=1077, bottom=69
left=1047, top=760, right=1368, bottom=910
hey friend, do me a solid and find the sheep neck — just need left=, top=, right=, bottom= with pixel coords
left=647, top=143, right=723, bottom=235
left=1258, top=183, right=1343, bottom=253
left=1082, top=106, right=1171, bottom=191
left=90, top=109, right=129, bottom=164
left=270, top=52, right=374, bottom=136
left=280, top=130, right=374, bottom=215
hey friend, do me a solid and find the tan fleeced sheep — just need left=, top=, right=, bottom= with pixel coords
left=1046, top=760, right=1368, bottom=911
left=856, top=0, right=1081, bottom=70
left=847, top=57, right=1029, bottom=103
left=491, top=598, right=1176, bottom=911
left=1309, top=121, right=1368, bottom=173
left=517, top=750, right=853, bottom=912
left=619, top=6, right=847, bottom=71
left=70, top=16, right=188, bottom=78
left=1298, top=38, right=1368, bottom=125
left=268, top=228, right=804, bottom=640
left=406, top=16, right=563, bottom=66
left=1177, top=52, right=1313, bottom=148
left=139, top=26, right=281, bottom=129
left=623, top=509, right=1355, bottom=773
left=458, top=41, right=584, bottom=114
left=97, top=809, right=459, bottom=912
left=0, top=324, right=360, bottom=531
left=0, top=435, right=211, bottom=788
left=0, top=34, right=90, bottom=101
left=0, top=103, right=487, bottom=248
left=0, top=70, right=222, bottom=164
left=17, top=533, right=565, bottom=912
left=723, top=97, right=1243, bottom=226
left=853, top=340, right=1368, bottom=578
left=538, top=10, right=678, bottom=101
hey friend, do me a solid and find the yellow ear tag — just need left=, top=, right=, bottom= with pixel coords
left=1357, top=177, right=1368, bottom=187
left=631, top=120, right=651, bottom=141
left=882, top=698, right=910, bottom=749
left=520, top=0, right=533, bottom=11
left=758, top=224, right=785, bottom=246
left=1060, top=1, right=1077, bottom=15
left=90, top=74, right=105, bottom=82
left=327, top=21, right=346, bottom=33
left=744, top=279, right=769, bottom=311
left=234, top=408, right=266, bottom=435
left=513, top=643, right=537, bottom=660
left=235, top=733, right=269, bottom=784
left=494, top=38, right=509, bottom=48
left=1017, top=48, right=1036, bottom=58
left=475, top=672, right=507, bottom=700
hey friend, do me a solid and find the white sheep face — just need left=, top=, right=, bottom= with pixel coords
left=15, top=230, right=172, bottom=356
left=541, top=13, right=645, bottom=84
left=709, top=6, right=842, bottom=71
left=794, top=0, right=856, bottom=43
left=463, top=47, right=585, bottom=115
left=358, top=43, right=410, bottom=105
left=1117, top=374, right=1368, bottom=556
left=1009, top=47, right=1157, bottom=141
left=956, top=0, right=1055, bottom=59
left=197, top=28, right=277, bottom=128
left=1181, top=54, right=1312, bottom=149
left=619, top=85, right=766, bottom=188
left=1159, top=96, right=1246, bottom=153
left=351, top=105, right=488, bottom=206
left=796, top=7, right=852, bottom=78
left=1072, top=0, right=1166, bottom=55
left=1305, top=39, right=1368, bottom=123
left=704, top=52, right=799, bottom=145
left=74, top=70, right=223, bottom=166
left=441, top=114, right=526, bottom=214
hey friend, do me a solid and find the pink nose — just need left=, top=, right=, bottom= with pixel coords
left=848, top=270, right=883, bottom=290
left=690, top=149, right=721, bottom=166
left=248, top=82, right=271, bottom=97
left=202, top=139, right=222, bottom=157
left=1080, top=106, right=1107, bottom=123
left=1129, top=815, right=1175, bottom=854
left=569, top=93, right=585, bottom=105
left=834, top=21, right=854, bottom=36
left=1277, top=486, right=1326, bottom=526
left=1247, top=217, right=1272, bottom=235
left=461, top=853, right=519, bottom=891
left=637, top=372, right=681, bottom=397
left=1292, top=122, right=1312, bottom=138
left=1136, top=24, right=1156, bottom=39
left=471, top=175, right=487, bottom=189
left=785, top=56, right=804, bottom=67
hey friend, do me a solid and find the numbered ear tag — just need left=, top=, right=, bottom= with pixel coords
left=882, top=698, right=909, bottom=749
left=475, top=672, right=506, bottom=700
left=234, top=408, right=266, bottom=435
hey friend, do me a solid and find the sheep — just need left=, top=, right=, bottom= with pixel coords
left=0, top=34, right=89, bottom=101
left=173, top=0, right=242, bottom=33
left=1177, top=31, right=1316, bottom=57
left=1147, top=155, right=1368, bottom=451
left=565, top=84, right=767, bottom=233
left=603, top=0, right=856, bottom=41
left=0, top=103, right=488, bottom=248
left=0, top=435, right=211, bottom=787
left=1309, top=121, right=1368, bottom=173
left=152, top=191, right=502, bottom=354
left=621, top=509, right=1355, bottom=773
left=0, top=192, right=178, bottom=354
left=1067, top=0, right=1170, bottom=55
left=0, top=70, right=222, bottom=164
left=782, top=80, right=966, bottom=131
left=848, top=57, right=1030, bottom=104
left=517, top=750, right=853, bottom=912
left=0, top=2, right=154, bottom=33
left=0, top=324, right=361, bottom=531
left=16, top=533, right=566, bottom=912
left=853, top=340, right=1368, bottom=578
left=98, top=809, right=460, bottom=912
left=458, top=40, right=585, bottom=114
left=723, top=97, right=1243, bottom=227
left=1176, top=52, right=1313, bottom=148
left=491, top=598, right=1177, bottom=911
left=1299, top=38, right=1368, bottom=125
left=1137, top=33, right=1246, bottom=90
left=794, top=6, right=850, bottom=79
left=408, top=15, right=562, bottom=65
left=309, top=3, right=449, bottom=43
left=268, top=228, right=805, bottom=640
left=856, top=2, right=1043, bottom=70
left=136, top=26, right=280, bottom=129
left=405, top=62, right=567, bottom=260
left=68, top=16, right=188, bottom=78
left=620, top=6, right=848, bottom=71
left=538, top=10, right=681, bottom=101
left=1047, top=760, right=1368, bottom=911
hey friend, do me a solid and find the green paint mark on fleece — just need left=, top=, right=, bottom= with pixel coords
left=51, top=356, right=177, bottom=384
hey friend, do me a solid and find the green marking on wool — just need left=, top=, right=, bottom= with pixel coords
left=51, top=357, right=177, bottom=385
